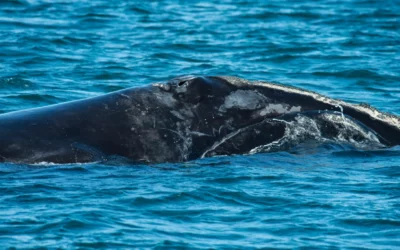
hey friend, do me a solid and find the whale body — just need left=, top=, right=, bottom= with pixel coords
left=0, top=76, right=399, bottom=164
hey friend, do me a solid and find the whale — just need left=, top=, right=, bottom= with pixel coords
left=0, top=75, right=399, bottom=164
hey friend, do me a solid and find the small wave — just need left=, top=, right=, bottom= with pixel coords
left=0, top=0, right=28, bottom=7
left=337, top=218, right=400, bottom=230
left=4, top=194, right=64, bottom=203
left=332, top=147, right=400, bottom=158
left=0, top=77, right=36, bottom=89
left=51, top=36, right=95, bottom=46
left=371, top=165, right=400, bottom=178
left=312, top=69, right=386, bottom=80
left=206, top=175, right=280, bottom=184
left=0, top=16, right=70, bottom=28
left=5, top=93, right=59, bottom=103
left=127, top=5, right=152, bottom=15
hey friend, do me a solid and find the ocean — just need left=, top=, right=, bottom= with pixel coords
left=0, top=0, right=399, bottom=249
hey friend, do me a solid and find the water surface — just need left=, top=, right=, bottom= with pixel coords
left=0, top=0, right=399, bottom=248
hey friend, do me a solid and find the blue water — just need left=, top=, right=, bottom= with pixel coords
left=1, top=0, right=399, bottom=248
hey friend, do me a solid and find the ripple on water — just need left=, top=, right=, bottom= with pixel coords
left=0, top=77, right=36, bottom=89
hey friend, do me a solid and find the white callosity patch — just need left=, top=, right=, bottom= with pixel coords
left=219, top=87, right=301, bottom=117
left=259, top=104, right=301, bottom=116
left=219, top=90, right=268, bottom=112
left=152, top=82, right=171, bottom=92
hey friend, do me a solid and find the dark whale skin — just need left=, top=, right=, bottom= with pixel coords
left=0, top=76, right=399, bottom=164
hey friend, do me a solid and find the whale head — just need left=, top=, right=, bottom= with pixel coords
left=151, top=75, right=305, bottom=160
